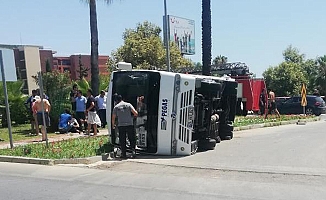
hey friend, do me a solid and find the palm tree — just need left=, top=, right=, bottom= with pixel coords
left=213, top=55, right=228, bottom=66
left=202, top=0, right=211, bottom=76
left=87, top=0, right=113, bottom=95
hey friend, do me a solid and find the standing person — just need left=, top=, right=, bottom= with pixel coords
left=85, top=89, right=101, bottom=136
left=75, top=90, right=87, bottom=131
left=32, top=97, right=51, bottom=141
left=95, top=90, right=107, bottom=128
left=267, top=89, right=280, bottom=118
left=70, top=84, right=78, bottom=112
left=112, top=95, right=138, bottom=159
left=36, top=89, right=49, bottom=101
left=259, top=89, right=266, bottom=116
left=25, top=89, right=37, bottom=133
left=313, top=89, right=320, bottom=96
left=31, top=96, right=40, bottom=135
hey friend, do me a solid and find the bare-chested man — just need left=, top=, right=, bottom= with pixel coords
left=32, top=97, right=51, bottom=141
left=267, top=89, right=280, bottom=118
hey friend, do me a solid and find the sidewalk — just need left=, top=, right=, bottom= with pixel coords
left=0, top=129, right=109, bottom=149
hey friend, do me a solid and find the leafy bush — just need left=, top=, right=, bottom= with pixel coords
left=0, top=81, right=29, bottom=127
left=34, top=71, right=72, bottom=131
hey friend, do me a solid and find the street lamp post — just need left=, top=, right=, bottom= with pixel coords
left=164, top=0, right=171, bottom=72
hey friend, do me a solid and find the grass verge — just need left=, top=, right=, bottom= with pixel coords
left=0, top=136, right=112, bottom=159
left=0, top=124, right=56, bottom=143
left=234, top=114, right=316, bottom=127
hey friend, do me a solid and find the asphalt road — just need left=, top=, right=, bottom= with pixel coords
left=0, top=116, right=325, bottom=200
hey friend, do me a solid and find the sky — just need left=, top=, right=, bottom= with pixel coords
left=1, top=0, right=326, bottom=77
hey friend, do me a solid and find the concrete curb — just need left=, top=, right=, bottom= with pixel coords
left=233, top=116, right=320, bottom=132
left=0, top=155, right=54, bottom=165
left=0, top=154, right=113, bottom=166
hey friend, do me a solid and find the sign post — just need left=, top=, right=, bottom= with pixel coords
left=163, top=0, right=171, bottom=72
left=38, top=72, right=49, bottom=148
left=301, top=83, right=307, bottom=115
left=0, top=50, right=14, bottom=148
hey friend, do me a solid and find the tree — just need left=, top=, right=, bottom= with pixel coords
left=202, top=0, right=212, bottom=76
left=263, top=62, right=307, bottom=96
left=283, top=45, right=305, bottom=63
left=316, top=56, right=326, bottom=95
left=264, top=45, right=326, bottom=96
left=87, top=0, right=113, bottom=96
left=33, top=71, right=72, bottom=131
left=77, top=54, right=89, bottom=80
left=0, top=81, right=29, bottom=126
left=301, top=59, right=319, bottom=93
left=213, top=55, right=228, bottom=66
left=45, top=59, right=52, bottom=73
left=112, top=21, right=192, bottom=70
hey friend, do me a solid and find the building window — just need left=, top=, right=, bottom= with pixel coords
left=62, top=60, right=71, bottom=65
left=20, top=71, right=27, bottom=79
left=19, top=51, right=25, bottom=60
left=22, top=80, right=28, bottom=94
left=63, top=68, right=70, bottom=72
left=19, top=61, right=26, bottom=69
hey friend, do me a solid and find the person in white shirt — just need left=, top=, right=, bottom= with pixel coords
left=95, top=90, right=107, bottom=128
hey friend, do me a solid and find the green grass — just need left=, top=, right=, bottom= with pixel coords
left=0, top=136, right=112, bottom=159
left=234, top=115, right=315, bottom=127
left=0, top=124, right=56, bottom=143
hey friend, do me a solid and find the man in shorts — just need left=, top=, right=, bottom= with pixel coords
left=32, top=96, right=51, bottom=141
left=112, top=95, right=138, bottom=159
left=268, top=89, right=280, bottom=118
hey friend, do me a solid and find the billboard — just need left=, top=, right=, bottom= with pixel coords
left=167, top=15, right=195, bottom=55
left=0, top=48, right=17, bottom=81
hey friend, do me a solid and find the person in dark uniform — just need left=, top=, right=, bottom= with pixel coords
left=70, top=84, right=78, bottom=112
left=259, top=89, right=266, bottom=116
left=111, top=95, right=138, bottom=159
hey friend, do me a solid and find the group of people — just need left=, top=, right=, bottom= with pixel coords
left=25, top=84, right=108, bottom=138
left=25, top=83, right=142, bottom=158
left=24, top=89, right=51, bottom=141
left=59, top=84, right=107, bottom=136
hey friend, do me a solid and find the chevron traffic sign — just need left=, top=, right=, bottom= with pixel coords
left=301, top=83, right=307, bottom=107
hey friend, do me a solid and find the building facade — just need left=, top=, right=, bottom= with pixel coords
left=53, top=54, right=109, bottom=80
left=1, top=44, right=109, bottom=95
left=14, top=46, right=44, bottom=94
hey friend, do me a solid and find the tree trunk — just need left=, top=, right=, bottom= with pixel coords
left=89, top=0, right=99, bottom=95
left=202, top=0, right=212, bottom=76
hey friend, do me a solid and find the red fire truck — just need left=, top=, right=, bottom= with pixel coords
left=177, top=62, right=267, bottom=116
